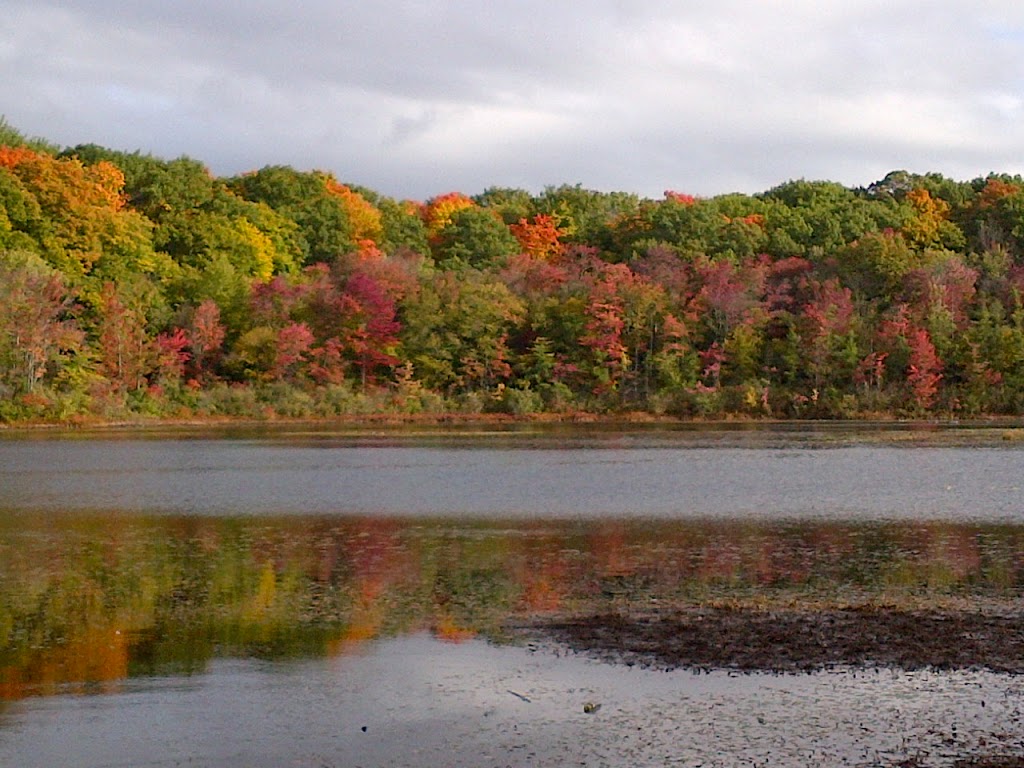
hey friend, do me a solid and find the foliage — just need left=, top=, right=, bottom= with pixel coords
left=431, top=206, right=520, bottom=269
left=228, top=166, right=354, bottom=264
left=7, top=121, right=1024, bottom=420
left=0, top=252, right=84, bottom=397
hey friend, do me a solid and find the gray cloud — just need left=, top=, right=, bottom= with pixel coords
left=2, top=1, right=1024, bottom=200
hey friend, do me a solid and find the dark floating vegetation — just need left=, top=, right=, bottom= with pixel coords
left=10, top=119, right=1024, bottom=423
left=531, top=606, right=1024, bottom=674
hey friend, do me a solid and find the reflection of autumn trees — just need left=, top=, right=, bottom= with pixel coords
left=0, top=626, right=130, bottom=701
left=2, top=515, right=1023, bottom=699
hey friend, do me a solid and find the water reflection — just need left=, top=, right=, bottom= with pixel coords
left=2, top=513, right=1022, bottom=701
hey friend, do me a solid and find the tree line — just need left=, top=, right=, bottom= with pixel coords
left=4, top=119, right=1024, bottom=422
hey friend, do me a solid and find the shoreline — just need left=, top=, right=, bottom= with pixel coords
left=2, top=410, right=1022, bottom=431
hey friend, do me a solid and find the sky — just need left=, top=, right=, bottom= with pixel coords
left=3, top=1, right=1024, bottom=201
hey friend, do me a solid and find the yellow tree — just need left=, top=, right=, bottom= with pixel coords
left=0, top=146, right=160, bottom=284
left=324, top=180, right=383, bottom=245
left=422, top=192, right=475, bottom=240
left=901, top=188, right=964, bottom=251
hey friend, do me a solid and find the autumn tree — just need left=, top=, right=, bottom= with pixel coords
left=798, top=277, right=859, bottom=391
left=906, top=327, right=944, bottom=411
left=693, top=256, right=768, bottom=346
left=95, top=281, right=152, bottom=392
left=579, top=265, right=629, bottom=395
left=900, top=188, right=965, bottom=251
left=509, top=214, right=566, bottom=261
left=301, top=264, right=402, bottom=387
left=535, top=184, right=639, bottom=256
left=582, top=263, right=671, bottom=401
left=422, top=192, right=476, bottom=240
left=0, top=251, right=84, bottom=398
left=14, top=118, right=1024, bottom=419
left=185, top=299, right=226, bottom=382
left=152, top=328, right=191, bottom=385
left=965, top=176, right=1024, bottom=258
left=338, top=272, right=402, bottom=387
left=324, top=180, right=382, bottom=244
left=0, top=146, right=162, bottom=287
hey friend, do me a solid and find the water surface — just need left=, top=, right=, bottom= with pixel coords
left=3, top=423, right=1024, bottom=766
left=2, top=423, right=1023, bottom=519
left=6, top=635, right=1023, bottom=768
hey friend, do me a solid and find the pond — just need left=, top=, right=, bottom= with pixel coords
left=2, top=423, right=1024, bottom=766
left=2, top=422, right=1024, bottom=519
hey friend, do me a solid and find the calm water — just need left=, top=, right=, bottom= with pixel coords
left=6, top=637, right=1023, bottom=768
left=1, top=423, right=1023, bottom=518
left=2, top=423, right=1024, bottom=766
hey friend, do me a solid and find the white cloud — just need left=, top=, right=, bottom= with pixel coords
left=2, top=1, right=1024, bottom=199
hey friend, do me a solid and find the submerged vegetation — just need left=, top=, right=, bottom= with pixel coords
left=6, top=120, right=1024, bottom=421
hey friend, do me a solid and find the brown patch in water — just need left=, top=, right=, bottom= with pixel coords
left=527, top=605, right=1024, bottom=673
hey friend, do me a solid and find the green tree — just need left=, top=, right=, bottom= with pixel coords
left=474, top=186, right=536, bottom=224
left=401, top=270, right=524, bottom=394
left=762, top=179, right=900, bottom=258
left=535, top=184, right=639, bottom=256
left=229, top=166, right=355, bottom=264
left=377, top=197, right=430, bottom=256
left=68, top=148, right=302, bottom=282
left=432, top=207, right=520, bottom=270
left=0, top=167, right=49, bottom=254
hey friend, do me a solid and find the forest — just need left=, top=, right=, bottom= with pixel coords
left=3, top=119, right=1024, bottom=423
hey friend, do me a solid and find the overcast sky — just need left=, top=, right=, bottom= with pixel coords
left=3, top=1, right=1024, bottom=200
